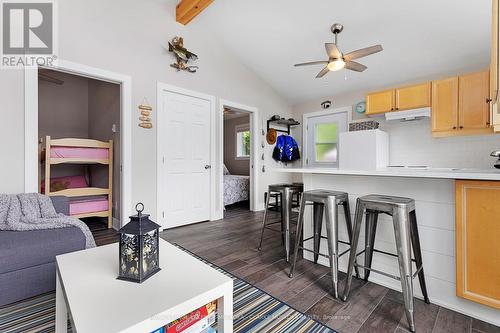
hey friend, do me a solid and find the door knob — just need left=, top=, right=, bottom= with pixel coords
left=204, top=165, right=211, bottom=169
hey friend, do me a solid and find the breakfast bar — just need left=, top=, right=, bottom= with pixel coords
left=272, top=167, right=500, bottom=327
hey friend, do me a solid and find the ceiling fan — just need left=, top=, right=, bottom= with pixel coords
left=295, top=23, right=383, bottom=78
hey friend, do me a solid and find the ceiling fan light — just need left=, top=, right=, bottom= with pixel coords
left=327, top=59, right=345, bottom=71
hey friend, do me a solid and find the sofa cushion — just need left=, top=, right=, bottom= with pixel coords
left=0, top=227, right=86, bottom=274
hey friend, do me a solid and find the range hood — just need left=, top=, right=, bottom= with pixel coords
left=385, top=107, right=431, bottom=121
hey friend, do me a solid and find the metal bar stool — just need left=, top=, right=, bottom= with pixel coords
left=258, top=184, right=303, bottom=262
left=289, top=190, right=359, bottom=299
left=342, top=194, right=430, bottom=332
left=264, top=192, right=281, bottom=212
left=292, top=182, right=304, bottom=208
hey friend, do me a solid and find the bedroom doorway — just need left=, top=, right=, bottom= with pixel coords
left=220, top=100, right=258, bottom=216
left=24, top=61, right=132, bottom=231
left=37, top=69, right=121, bottom=231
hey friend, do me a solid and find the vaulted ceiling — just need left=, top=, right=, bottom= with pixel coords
left=193, top=0, right=492, bottom=105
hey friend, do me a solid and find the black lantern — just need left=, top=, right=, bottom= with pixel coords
left=117, top=203, right=161, bottom=283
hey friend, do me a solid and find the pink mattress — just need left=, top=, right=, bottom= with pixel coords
left=69, top=196, right=108, bottom=216
left=51, top=146, right=109, bottom=159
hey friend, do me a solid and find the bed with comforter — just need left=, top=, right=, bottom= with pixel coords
left=223, top=166, right=250, bottom=206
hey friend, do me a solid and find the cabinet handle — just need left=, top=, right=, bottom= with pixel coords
left=459, top=126, right=464, bottom=129
left=395, top=107, right=399, bottom=110
left=453, top=126, right=457, bottom=130
left=487, top=98, right=493, bottom=103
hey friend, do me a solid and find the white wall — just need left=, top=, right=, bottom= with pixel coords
left=39, top=71, right=90, bottom=139
left=292, top=85, right=500, bottom=170
left=223, top=115, right=250, bottom=176
left=0, top=0, right=293, bottom=217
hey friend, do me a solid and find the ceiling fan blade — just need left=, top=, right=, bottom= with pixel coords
left=316, top=66, right=330, bottom=78
left=325, top=43, right=341, bottom=59
left=344, top=45, right=383, bottom=61
left=345, top=61, right=367, bottom=72
left=294, top=61, right=328, bottom=67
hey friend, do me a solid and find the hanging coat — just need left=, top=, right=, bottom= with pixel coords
left=272, top=134, right=300, bottom=162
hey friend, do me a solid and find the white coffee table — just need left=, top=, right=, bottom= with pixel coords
left=55, top=239, right=233, bottom=333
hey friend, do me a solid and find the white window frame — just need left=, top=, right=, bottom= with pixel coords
left=302, top=106, right=352, bottom=168
left=234, top=123, right=250, bottom=160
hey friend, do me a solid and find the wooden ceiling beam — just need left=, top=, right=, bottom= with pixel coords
left=176, top=0, right=214, bottom=25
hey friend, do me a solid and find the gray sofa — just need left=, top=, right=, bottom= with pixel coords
left=0, top=196, right=87, bottom=306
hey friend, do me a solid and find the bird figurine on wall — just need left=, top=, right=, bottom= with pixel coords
left=168, top=36, right=199, bottom=73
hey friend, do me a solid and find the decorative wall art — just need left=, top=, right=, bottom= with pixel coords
left=138, top=99, right=153, bottom=129
left=168, top=36, right=199, bottom=73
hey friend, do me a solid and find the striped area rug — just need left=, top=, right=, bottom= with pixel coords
left=0, top=249, right=336, bottom=333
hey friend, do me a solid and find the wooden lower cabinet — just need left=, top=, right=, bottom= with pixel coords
left=456, top=180, right=500, bottom=309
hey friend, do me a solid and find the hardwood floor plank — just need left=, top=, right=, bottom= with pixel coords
left=286, top=275, right=331, bottom=312
left=326, top=282, right=389, bottom=333
left=385, top=289, right=439, bottom=333
left=432, top=307, right=472, bottom=333
left=357, top=297, right=405, bottom=333
left=220, top=259, right=248, bottom=271
left=306, top=295, right=345, bottom=324
left=471, top=319, right=500, bottom=333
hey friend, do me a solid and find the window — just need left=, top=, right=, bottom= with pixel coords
left=314, top=122, right=338, bottom=163
left=235, top=125, right=250, bottom=159
left=305, top=109, right=348, bottom=168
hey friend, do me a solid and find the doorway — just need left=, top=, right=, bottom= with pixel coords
left=24, top=60, right=132, bottom=229
left=219, top=100, right=258, bottom=216
left=37, top=69, right=121, bottom=230
left=303, top=107, right=351, bottom=168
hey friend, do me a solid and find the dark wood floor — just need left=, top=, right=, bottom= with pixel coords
left=91, top=207, right=500, bottom=333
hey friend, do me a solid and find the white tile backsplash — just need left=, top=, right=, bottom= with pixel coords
left=379, top=119, right=500, bottom=169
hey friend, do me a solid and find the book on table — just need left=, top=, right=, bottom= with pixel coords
left=150, top=300, right=217, bottom=333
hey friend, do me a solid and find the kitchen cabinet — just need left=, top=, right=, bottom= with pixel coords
left=491, top=0, right=500, bottom=132
left=432, top=77, right=459, bottom=133
left=432, top=70, right=492, bottom=137
left=366, top=83, right=431, bottom=115
left=366, top=89, right=394, bottom=115
left=395, top=82, right=431, bottom=111
left=456, top=180, right=500, bottom=309
left=459, top=71, right=490, bottom=130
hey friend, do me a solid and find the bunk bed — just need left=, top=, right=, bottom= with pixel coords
left=43, top=136, right=113, bottom=228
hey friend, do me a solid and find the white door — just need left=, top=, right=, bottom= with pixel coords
left=306, top=111, right=348, bottom=168
left=158, top=90, right=212, bottom=229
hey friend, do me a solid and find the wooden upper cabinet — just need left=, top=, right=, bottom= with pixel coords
left=432, top=77, right=459, bottom=133
left=366, top=89, right=394, bottom=115
left=395, top=83, right=431, bottom=111
left=459, top=70, right=490, bottom=130
left=456, top=180, right=500, bottom=309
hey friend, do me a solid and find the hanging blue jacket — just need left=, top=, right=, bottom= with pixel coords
left=273, top=135, right=300, bottom=162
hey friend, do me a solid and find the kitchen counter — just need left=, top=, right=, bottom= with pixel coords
left=272, top=167, right=500, bottom=181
